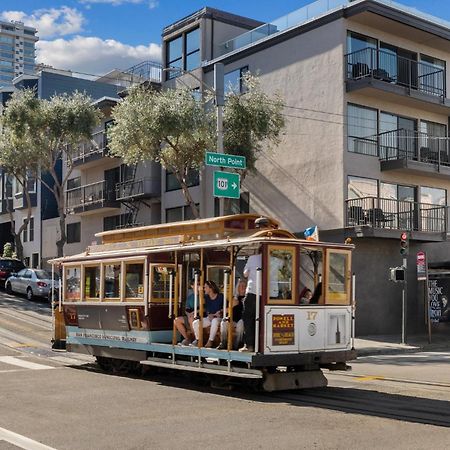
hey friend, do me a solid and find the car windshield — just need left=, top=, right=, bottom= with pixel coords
left=35, top=270, right=59, bottom=280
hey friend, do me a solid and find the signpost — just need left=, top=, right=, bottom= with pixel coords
left=213, top=171, right=240, bottom=199
left=205, top=152, right=246, bottom=170
left=417, top=251, right=427, bottom=281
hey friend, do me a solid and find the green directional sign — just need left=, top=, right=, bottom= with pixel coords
left=206, top=152, right=246, bottom=170
left=213, top=171, right=240, bottom=199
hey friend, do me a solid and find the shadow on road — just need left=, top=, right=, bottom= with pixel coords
left=70, top=362, right=450, bottom=428
left=0, top=290, right=51, bottom=315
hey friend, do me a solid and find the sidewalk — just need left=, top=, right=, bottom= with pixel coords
left=355, top=333, right=450, bottom=357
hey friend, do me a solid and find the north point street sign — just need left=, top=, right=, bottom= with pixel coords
left=213, top=171, right=240, bottom=199
left=206, top=152, right=246, bottom=170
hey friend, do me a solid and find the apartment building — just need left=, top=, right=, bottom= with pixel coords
left=0, top=67, right=124, bottom=267
left=0, top=20, right=37, bottom=86
left=157, top=0, right=450, bottom=335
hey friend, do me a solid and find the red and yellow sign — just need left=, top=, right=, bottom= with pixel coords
left=272, top=314, right=295, bottom=346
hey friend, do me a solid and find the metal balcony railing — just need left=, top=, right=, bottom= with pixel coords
left=351, top=129, right=450, bottom=169
left=66, top=180, right=114, bottom=209
left=116, top=177, right=160, bottom=201
left=71, top=130, right=108, bottom=164
left=378, top=129, right=450, bottom=167
left=345, top=47, right=446, bottom=99
left=346, top=197, right=447, bottom=233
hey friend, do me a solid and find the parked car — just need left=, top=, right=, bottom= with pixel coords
left=5, top=269, right=60, bottom=302
left=0, top=258, right=25, bottom=288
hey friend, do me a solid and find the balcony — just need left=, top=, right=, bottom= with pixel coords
left=345, top=197, right=447, bottom=241
left=66, top=181, right=120, bottom=216
left=351, top=129, right=450, bottom=177
left=71, top=131, right=110, bottom=169
left=345, top=48, right=448, bottom=111
left=116, top=177, right=161, bottom=202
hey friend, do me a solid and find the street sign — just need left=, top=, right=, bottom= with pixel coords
left=417, top=251, right=427, bottom=281
left=213, top=171, right=240, bottom=199
left=206, top=152, right=246, bottom=170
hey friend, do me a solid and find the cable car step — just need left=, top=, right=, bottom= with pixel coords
left=140, top=357, right=263, bottom=379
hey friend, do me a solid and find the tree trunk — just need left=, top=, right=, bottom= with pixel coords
left=176, top=172, right=200, bottom=219
left=7, top=179, right=32, bottom=262
left=56, top=190, right=66, bottom=258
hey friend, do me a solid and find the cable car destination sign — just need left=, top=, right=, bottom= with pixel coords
left=205, top=152, right=246, bottom=170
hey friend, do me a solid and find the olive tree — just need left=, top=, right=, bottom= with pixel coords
left=108, top=85, right=215, bottom=218
left=0, top=121, right=38, bottom=261
left=108, top=73, right=285, bottom=219
left=0, top=89, right=102, bottom=257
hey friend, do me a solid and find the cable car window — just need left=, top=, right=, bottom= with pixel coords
left=267, top=246, right=296, bottom=304
left=325, top=250, right=351, bottom=305
left=206, top=266, right=229, bottom=291
left=299, top=248, right=323, bottom=305
left=84, top=265, right=100, bottom=300
left=125, top=263, right=144, bottom=300
left=65, top=266, right=81, bottom=301
left=151, top=265, right=175, bottom=302
left=104, top=263, right=121, bottom=300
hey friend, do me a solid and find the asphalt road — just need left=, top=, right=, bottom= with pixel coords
left=0, top=291, right=449, bottom=450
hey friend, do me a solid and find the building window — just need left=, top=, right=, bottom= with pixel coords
left=419, top=120, right=447, bottom=157
left=185, top=28, right=200, bottom=71
left=347, top=103, right=377, bottom=155
left=103, top=213, right=133, bottom=231
left=347, top=176, right=378, bottom=199
left=166, top=35, right=183, bottom=78
left=29, top=217, right=34, bottom=242
left=224, top=66, right=249, bottom=95
left=23, top=218, right=28, bottom=242
left=32, top=253, right=39, bottom=269
left=67, top=177, right=81, bottom=191
left=165, top=169, right=199, bottom=192
left=67, top=222, right=81, bottom=244
left=214, top=191, right=250, bottom=216
left=166, top=204, right=199, bottom=223
left=166, top=27, right=200, bottom=79
left=420, top=186, right=446, bottom=206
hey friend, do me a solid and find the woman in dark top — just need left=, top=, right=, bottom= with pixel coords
left=218, top=279, right=246, bottom=350
left=191, top=280, right=223, bottom=348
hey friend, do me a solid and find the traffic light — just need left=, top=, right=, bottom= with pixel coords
left=400, top=232, right=409, bottom=256
left=390, top=267, right=405, bottom=283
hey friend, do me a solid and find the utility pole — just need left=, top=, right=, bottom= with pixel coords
left=400, top=232, right=409, bottom=344
left=214, top=63, right=225, bottom=216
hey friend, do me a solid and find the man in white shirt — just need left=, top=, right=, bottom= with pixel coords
left=239, top=252, right=262, bottom=352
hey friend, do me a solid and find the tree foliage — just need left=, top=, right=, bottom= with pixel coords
left=108, top=73, right=285, bottom=219
left=224, top=73, right=285, bottom=176
left=108, top=85, right=215, bottom=218
left=0, top=88, right=102, bottom=257
left=2, top=243, right=13, bottom=258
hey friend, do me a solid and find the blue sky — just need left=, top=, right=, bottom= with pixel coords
left=0, top=0, right=449, bottom=75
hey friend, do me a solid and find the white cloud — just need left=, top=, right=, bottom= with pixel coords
left=36, top=36, right=161, bottom=75
left=79, top=0, right=159, bottom=8
left=0, top=7, right=85, bottom=38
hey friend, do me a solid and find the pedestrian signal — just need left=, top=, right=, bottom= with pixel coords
left=400, top=232, right=408, bottom=256
left=390, top=267, right=405, bottom=283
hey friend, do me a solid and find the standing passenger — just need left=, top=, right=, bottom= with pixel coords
left=240, top=251, right=262, bottom=352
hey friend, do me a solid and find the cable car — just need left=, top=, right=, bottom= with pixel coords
left=51, top=214, right=355, bottom=391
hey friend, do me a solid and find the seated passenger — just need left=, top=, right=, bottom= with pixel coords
left=299, top=288, right=313, bottom=305
left=174, top=279, right=197, bottom=346
left=217, top=279, right=246, bottom=350
left=192, top=280, right=223, bottom=348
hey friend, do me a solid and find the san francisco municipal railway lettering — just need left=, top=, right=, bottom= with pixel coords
left=272, top=314, right=295, bottom=346
left=74, top=332, right=139, bottom=343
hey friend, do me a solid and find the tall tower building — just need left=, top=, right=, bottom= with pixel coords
left=0, top=20, right=38, bottom=86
